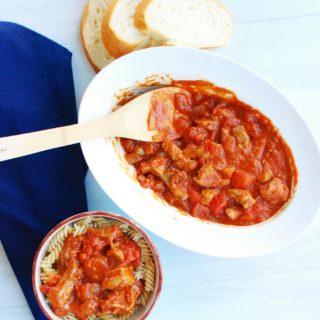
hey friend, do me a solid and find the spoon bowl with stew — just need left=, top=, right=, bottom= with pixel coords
left=0, top=86, right=186, bottom=161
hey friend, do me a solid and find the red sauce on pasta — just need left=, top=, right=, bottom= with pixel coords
left=40, top=225, right=143, bottom=319
left=120, top=80, right=298, bottom=226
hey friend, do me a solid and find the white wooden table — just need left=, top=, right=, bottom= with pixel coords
left=1, top=1, right=320, bottom=319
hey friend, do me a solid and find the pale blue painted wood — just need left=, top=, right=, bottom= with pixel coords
left=0, top=0, right=320, bottom=319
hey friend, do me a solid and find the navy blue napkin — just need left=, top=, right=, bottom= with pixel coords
left=0, top=22, right=88, bottom=319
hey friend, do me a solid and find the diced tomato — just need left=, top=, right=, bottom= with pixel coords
left=174, top=116, right=191, bottom=135
left=191, top=202, right=211, bottom=219
left=210, top=192, right=228, bottom=216
left=40, top=285, right=51, bottom=295
left=231, top=169, right=256, bottom=189
left=188, top=187, right=202, bottom=204
left=193, top=104, right=208, bottom=117
left=174, top=92, right=193, bottom=115
left=188, top=127, right=208, bottom=144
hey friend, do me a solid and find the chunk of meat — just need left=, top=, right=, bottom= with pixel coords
left=134, top=145, right=145, bottom=157
left=163, top=169, right=189, bottom=200
left=164, top=190, right=190, bottom=212
left=47, top=260, right=82, bottom=313
left=201, top=189, right=219, bottom=205
left=121, top=139, right=136, bottom=153
left=162, top=141, right=197, bottom=171
left=243, top=111, right=261, bottom=137
left=81, top=232, right=108, bottom=256
left=260, top=177, right=289, bottom=205
left=194, top=163, right=228, bottom=188
left=87, top=226, right=123, bottom=248
left=75, top=283, right=101, bottom=302
left=58, top=234, right=82, bottom=273
left=259, top=167, right=273, bottom=183
left=204, top=140, right=225, bottom=158
left=212, top=107, right=236, bottom=121
left=113, top=237, right=142, bottom=269
left=100, top=286, right=139, bottom=316
left=191, top=202, right=211, bottom=219
left=228, top=189, right=256, bottom=208
left=125, top=153, right=143, bottom=164
left=221, top=128, right=236, bottom=156
left=232, top=125, right=250, bottom=146
left=195, top=118, right=219, bottom=131
left=102, top=266, right=135, bottom=291
left=139, top=156, right=170, bottom=177
left=80, top=254, right=109, bottom=282
left=137, top=173, right=166, bottom=193
left=225, top=208, right=243, bottom=220
left=223, top=116, right=241, bottom=128
left=231, top=169, right=256, bottom=189
left=219, top=166, right=235, bottom=179
left=183, top=144, right=199, bottom=159
left=252, top=138, right=266, bottom=160
left=143, top=142, right=161, bottom=155
left=75, top=299, right=99, bottom=320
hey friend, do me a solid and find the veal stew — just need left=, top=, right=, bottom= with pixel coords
left=120, top=80, right=297, bottom=226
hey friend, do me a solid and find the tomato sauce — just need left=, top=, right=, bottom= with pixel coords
left=120, top=80, right=298, bottom=226
left=40, top=225, right=143, bottom=319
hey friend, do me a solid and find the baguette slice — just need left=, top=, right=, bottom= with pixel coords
left=134, top=0, right=232, bottom=48
left=81, top=0, right=113, bottom=72
left=101, top=0, right=151, bottom=58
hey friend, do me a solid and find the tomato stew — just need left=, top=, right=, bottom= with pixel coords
left=120, top=80, right=298, bottom=226
left=40, top=225, right=143, bottom=318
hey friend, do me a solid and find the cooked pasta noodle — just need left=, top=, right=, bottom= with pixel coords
left=40, top=216, right=156, bottom=320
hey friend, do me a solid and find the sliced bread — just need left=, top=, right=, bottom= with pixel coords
left=101, top=0, right=151, bottom=58
left=134, top=0, right=232, bottom=48
left=81, top=0, right=113, bottom=72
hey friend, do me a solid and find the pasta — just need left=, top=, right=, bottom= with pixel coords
left=40, top=216, right=156, bottom=320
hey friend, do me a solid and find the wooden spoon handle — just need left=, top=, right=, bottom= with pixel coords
left=0, top=118, right=108, bottom=162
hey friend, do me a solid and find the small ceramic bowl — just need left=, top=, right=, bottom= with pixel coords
left=32, top=211, right=162, bottom=320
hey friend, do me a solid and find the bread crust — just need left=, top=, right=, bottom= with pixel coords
left=101, top=0, right=144, bottom=58
left=134, top=0, right=151, bottom=32
left=81, top=1, right=115, bottom=72
left=80, top=4, right=101, bottom=73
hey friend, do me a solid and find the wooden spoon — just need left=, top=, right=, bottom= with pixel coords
left=0, top=86, right=187, bottom=161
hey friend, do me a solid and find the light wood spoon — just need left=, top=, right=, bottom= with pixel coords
left=0, top=86, right=187, bottom=161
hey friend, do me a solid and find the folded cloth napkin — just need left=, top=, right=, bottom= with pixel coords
left=0, top=22, right=88, bottom=319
